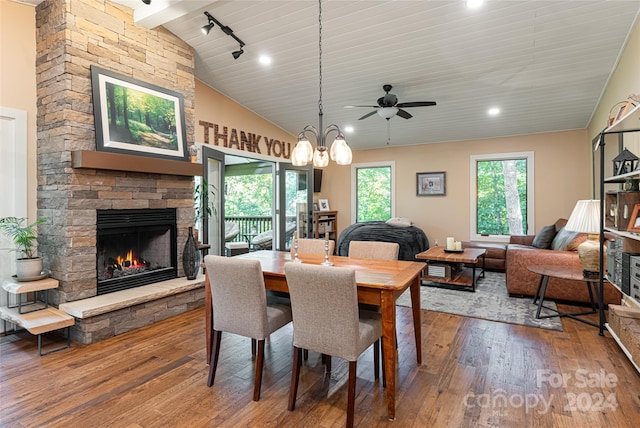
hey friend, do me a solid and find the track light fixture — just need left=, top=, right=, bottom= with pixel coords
left=141, top=0, right=151, bottom=4
left=202, top=11, right=247, bottom=60
left=201, top=21, right=215, bottom=35
left=232, top=45, right=244, bottom=59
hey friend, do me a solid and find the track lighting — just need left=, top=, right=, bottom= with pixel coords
left=201, top=22, right=215, bottom=35
left=202, top=11, right=247, bottom=60
left=141, top=0, right=151, bottom=4
left=232, top=45, right=244, bottom=59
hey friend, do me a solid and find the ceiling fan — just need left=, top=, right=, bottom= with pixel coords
left=345, top=84, right=436, bottom=120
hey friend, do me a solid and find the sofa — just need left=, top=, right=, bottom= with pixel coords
left=461, top=241, right=506, bottom=271
left=337, top=220, right=429, bottom=261
left=506, top=219, right=621, bottom=305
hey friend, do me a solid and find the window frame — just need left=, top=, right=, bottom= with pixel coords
left=350, top=161, right=395, bottom=224
left=469, top=151, right=534, bottom=242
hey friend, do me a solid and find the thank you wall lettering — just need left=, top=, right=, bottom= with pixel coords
left=199, top=121, right=292, bottom=159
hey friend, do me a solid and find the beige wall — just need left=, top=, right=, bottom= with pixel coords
left=0, top=0, right=37, bottom=221
left=320, top=130, right=592, bottom=246
left=195, top=79, right=295, bottom=159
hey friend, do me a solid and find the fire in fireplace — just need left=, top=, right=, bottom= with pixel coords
left=97, top=209, right=178, bottom=294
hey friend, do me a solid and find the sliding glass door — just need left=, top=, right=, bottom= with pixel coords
left=201, top=145, right=225, bottom=256
left=278, top=164, right=313, bottom=250
left=200, top=146, right=312, bottom=253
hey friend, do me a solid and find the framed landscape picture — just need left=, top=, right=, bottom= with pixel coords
left=417, top=171, right=446, bottom=196
left=90, top=65, right=188, bottom=161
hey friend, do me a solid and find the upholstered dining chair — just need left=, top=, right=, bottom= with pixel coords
left=348, top=240, right=400, bottom=260
left=348, top=239, right=400, bottom=380
left=284, top=263, right=382, bottom=428
left=204, top=255, right=292, bottom=401
left=293, top=238, right=335, bottom=256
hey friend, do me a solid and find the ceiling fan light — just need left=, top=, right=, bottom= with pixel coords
left=313, top=149, right=330, bottom=168
left=377, top=107, right=398, bottom=119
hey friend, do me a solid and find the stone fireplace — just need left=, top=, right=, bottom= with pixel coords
left=35, top=0, right=203, bottom=344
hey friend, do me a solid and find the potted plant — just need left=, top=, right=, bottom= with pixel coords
left=0, top=216, right=47, bottom=279
left=194, top=178, right=217, bottom=240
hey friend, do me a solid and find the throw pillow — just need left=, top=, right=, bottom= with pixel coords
left=386, top=217, right=412, bottom=227
left=532, top=224, right=557, bottom=249
left=551, top=227, right=584, bottom=251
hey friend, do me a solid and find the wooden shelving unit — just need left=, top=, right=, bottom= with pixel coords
left=313, top=211, right=338, bottom=240
left=597, top=102, right=640, bottom=372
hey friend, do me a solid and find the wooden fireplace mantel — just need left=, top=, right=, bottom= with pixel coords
left=71, top=150, right=202, bottom=177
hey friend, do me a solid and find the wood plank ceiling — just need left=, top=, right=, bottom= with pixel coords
left=112, top=1, right=640, bottom=149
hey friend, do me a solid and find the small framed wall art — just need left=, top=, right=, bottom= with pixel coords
left=318, top=199, right=330, bottom=211
left=417, top=171, right=446, bottom=196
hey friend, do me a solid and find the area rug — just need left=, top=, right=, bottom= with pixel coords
left=396, top=271, right=563, bottom=331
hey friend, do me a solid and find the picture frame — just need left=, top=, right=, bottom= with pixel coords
left=615, top=102, right=633, bottom=123
left=417, top=171, right=446, bottom=196
left=627, top=204, right=640, bottom=233
left=318, top=199, right=330, bottom=211
left=313, top=202, right=319, bottom=211
left=90, top=65, right=188, bottom=161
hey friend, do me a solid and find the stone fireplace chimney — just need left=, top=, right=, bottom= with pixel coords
left=35, top=0, right=197, bottom=310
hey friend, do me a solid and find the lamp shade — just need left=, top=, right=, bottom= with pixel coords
left=565, top=200, right=601, bottom=234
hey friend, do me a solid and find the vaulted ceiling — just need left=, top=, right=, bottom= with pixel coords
left=112, top=1, right=640, bottom=150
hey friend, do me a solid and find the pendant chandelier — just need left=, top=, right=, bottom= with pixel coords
left=291, top=0, right=352, bottom=168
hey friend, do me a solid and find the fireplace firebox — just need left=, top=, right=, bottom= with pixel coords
left=97, top=209, right=178, bottom=295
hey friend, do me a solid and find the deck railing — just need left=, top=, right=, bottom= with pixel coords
left=225, top=216, right=297, bottom=243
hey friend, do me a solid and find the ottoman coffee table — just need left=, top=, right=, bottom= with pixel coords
left=416, top=246, right=486, bottom=292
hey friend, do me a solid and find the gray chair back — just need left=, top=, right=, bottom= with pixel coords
left=294, top=238, right=335, bottom=255
left=285, top=263, right=374, bottom=361
left=348, top=240, right=399, bottom=260
left=206, top=255, right=270, bottom=339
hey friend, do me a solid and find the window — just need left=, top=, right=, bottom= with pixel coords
left=470, top=152, right=534, bottom=242
left=351, top=162, right=395, bottom=223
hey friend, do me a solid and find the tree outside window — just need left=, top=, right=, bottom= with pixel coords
left=352, top=162, right=394, bottom=223
left=471, top=152, right=534, bottom=241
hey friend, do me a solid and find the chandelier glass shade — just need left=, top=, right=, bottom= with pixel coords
left=291, top=0, right=352, bottom=168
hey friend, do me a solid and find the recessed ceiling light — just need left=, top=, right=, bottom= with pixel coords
left=466, top=0, right=485, bottom=9
left=344, top=126, right=354, bottom=133
left=259, top=55, right=272, bottom=65
left=488, top=107, right=500, bottom=116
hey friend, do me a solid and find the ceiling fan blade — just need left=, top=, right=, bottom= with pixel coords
left=358, top=111, right=378, bottom=120
left=396, top=109, right=413, bottom=119
left=344, top=105, right=378, bottom=109
left=396, top=101, right=437, bottom=108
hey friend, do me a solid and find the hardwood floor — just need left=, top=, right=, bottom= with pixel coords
left=1, top=304, right=639, bottom=427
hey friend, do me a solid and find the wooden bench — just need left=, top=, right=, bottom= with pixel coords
left=1, top=277, right=75, bottom=356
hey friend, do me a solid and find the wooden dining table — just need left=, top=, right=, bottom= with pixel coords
left=204, top=250, right=425, bottom=421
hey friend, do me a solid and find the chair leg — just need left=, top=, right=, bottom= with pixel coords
left=289, top=346, right=302, bottom=411
left=253, top=339, right=265, bottom=401
left=347, top=360, right=357, bottom=428
left=207, top=330, right=222, bottom=387
left=323, top=354, right=331, bottom=374
left=251, top=338, right=257, bottom=356
left=381, top=339, right=386, bottom=388
left=373, top=340, right=380, bottom=380
left=303, top=348, right=309, bottom=361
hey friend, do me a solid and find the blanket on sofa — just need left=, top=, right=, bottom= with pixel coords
left=337, top=221, right=429, bottom=261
